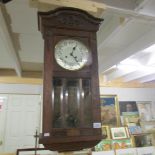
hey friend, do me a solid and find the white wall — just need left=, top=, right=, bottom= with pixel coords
left=100, top=87, right=155, bottom=101
left=0, top=84, right=43, bottom=94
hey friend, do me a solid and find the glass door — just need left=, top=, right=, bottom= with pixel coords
left=53, top=78, right=92, bottom=128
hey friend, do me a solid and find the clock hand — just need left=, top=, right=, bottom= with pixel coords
left=70, top=44, right=77, bottom=56
left=69, top=45, right=80, bottom=65
left=70, top=54, right=80, bottom=66
left=74, top=56, right=80, bottom=65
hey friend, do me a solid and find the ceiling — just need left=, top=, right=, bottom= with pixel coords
left=0, top=0, right=155, bottom=87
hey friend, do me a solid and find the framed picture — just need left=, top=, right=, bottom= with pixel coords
left=140, top=121, right=155, bottom=132
left=119, top=101, right=138, bottom=116
left=111, top=127, right=129, bottom=139
left=136, top=101, right=152, bottom=121
left=116, top=148, right=137, bottom=155
left=136, top=146, right=155, bottom=155
left=102, top=126, right=111, bottom=139
left=112, top=138, right=133, bottom=150
left=128, top=126, right=142, bottom=135
left=95, top=139, right=112, bottom=151
left=100, top=95, right=120, bottom=127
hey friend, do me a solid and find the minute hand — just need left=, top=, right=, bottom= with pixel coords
left=71, top=55, right=80, bottom=65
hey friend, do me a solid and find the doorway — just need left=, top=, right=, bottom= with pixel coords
left=0, top=94, right=41, bottom=153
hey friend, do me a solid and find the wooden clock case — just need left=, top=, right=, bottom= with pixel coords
left=38, top=7, right=103, bottom=152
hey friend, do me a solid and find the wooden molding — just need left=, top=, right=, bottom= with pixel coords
left=99, top=76, right=155, bottom=88
left=30, top=0, right=106, bottom=17
left=0, top=76, right=42, bottom=85
left=39, top=0, right=105, bottom=10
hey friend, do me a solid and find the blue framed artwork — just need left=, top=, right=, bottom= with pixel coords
left=100, top=95, right=120, bottom=127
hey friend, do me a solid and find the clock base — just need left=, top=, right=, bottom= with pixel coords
left=39, top=134, right=102, bottom=152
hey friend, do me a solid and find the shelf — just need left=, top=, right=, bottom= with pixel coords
left=140, top=120, right=155, bottom=123
left=131, top=132, right=153, bottom=136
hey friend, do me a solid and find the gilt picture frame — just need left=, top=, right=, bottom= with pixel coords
left=111, top=127, right=129, bottom=139
left=119, top=101, right=138, bottom=116
left=101, top=125, right=111, bottom=139
left=100, top=95, right=120, bottom=127
left=136, top=101, right=152, bottom=121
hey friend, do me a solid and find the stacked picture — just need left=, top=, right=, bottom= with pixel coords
left=99, top=95, right=155, bottom=151
left=119, top=101, right=140, bottom=126
left=95, top=126, right=133, bottom=151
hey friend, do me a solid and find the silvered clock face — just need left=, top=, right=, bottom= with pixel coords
left=55, top=39, right=89, bottom=70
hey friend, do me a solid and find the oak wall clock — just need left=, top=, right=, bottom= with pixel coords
left=38, top=7, right=103, bottom=152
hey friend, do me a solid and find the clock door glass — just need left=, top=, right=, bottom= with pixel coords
left=65, top=79, right=79, bottom=128
left=55, top=39, right=89, bottom=70
left=53, top=78, right=92, bottom=128
left=53, top=78, right=63, bottom=128
left=82, top=79, right=92, bottom=127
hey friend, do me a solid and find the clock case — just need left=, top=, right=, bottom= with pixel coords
left=38, top=7, right=103, bottom=152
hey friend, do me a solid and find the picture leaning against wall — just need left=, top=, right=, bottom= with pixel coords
left=136, top=101, right=153, bottom=121
left=100, top=95, right=120, bottom=127
left=119, top=101, right=139, bottom=126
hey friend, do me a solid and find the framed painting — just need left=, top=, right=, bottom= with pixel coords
left=102, top=125, right=111, bottom=139
left=140, top=121, right=155, bottom=132
left=111, top=127, right=129, bottom=139
left=116, top=148, right=137, bottom=155
left=128, top=126, right=142, bottom=135
left=119, top=101, right=138, bottom=116
left=136, top=101, right=152, bottom=121
left=100, top=95, right=120, bottom=127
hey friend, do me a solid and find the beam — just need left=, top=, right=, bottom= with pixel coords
left=104, top=66, right=137, bottom=81
left=31, top=0, right=155, bottom=22
left=99, top=0, right=136, bottom=10
left=0, top=76, right=42, bottom=84
left=99, top=24, right=155, bottom=73
left=124, top=68, right=155, bottom=82
left=97, top=15, right=124, bottom=49
left=106, top=5, right=155, bottom=23
left=99, top=78, right=155, bottom=88
left=139, top=73, right=155, bottom=83
left=36, top=0, right=105, bottom=13
left=0, top=5, right=22, bottom=76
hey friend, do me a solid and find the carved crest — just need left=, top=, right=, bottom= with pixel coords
left=38, top=7, right=103, bottom=33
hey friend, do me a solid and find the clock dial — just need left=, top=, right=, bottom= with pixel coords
left=55, top=39, right=89, bottom=70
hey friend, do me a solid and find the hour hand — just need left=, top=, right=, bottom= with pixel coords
left=70, top=44, right=77, bottom=56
